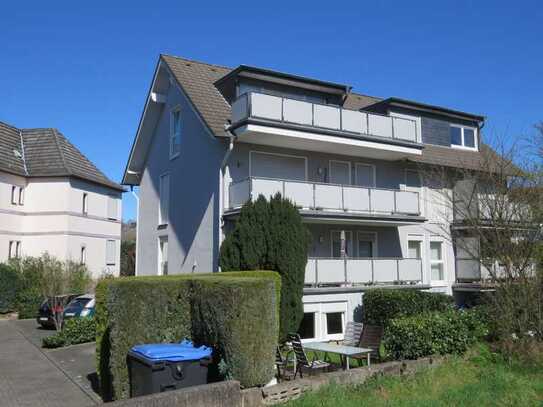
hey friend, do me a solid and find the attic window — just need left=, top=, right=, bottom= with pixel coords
left=450, top=125, right=477, bottom=150
left=169, top=107, right=182, bottom=159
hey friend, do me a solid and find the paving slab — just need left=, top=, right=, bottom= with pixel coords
left=0, top=320, right=96, bottom=407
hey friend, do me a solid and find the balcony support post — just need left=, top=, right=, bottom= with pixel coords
left=396, top=259, right=400, bottom=283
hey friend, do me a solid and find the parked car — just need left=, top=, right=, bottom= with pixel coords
left=63, top=294, right=95, bottom=321
left=37, top=293, right=81, bottom=328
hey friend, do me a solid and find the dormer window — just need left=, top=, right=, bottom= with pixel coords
left=450, top=125, right=477, bottom=150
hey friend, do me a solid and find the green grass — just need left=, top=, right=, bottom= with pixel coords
left=285, top=344, right=543, bottom=407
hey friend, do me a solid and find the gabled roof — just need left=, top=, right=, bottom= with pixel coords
left=126, top=54, right=506, bottom=183
left=0, top=121, right=124, bottom=191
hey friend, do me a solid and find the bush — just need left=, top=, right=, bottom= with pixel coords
left=42, top=317, right=96, bottom=348
left=220, top=194, right=310, bottom=341
left=0, top=263, right=20, bottom=313
left=10, top=254, right=91, bottom=321
left=383, top=308, right=489, bottom=360
left=362, top=288, right=454, bottom=326
left=120, top=240, right=136, bottom=276
left=96, top=271, right=280, bottom=401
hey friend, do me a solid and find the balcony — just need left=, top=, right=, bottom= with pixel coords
left=230, top=92, right=423, bottom=160
left=227, top=177, right=423, bottom=222
left=305, top=257, right=423, bottom=287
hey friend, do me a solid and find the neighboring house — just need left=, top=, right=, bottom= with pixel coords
left=0, top=121, right=123, bottom=278
left=123, top=54, right=505, bottom=341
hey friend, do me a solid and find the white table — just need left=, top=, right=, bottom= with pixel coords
left=303, top=342, right=373, bottom=370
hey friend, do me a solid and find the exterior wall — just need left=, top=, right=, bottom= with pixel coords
left=0, top=174, right=122, bottom=278
left=136, top=79, right=226, bottom=276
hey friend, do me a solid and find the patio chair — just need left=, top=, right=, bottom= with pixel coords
left=287, top=333, right=330, bottom=379
left=340, top=321, right=364, bottom=347
left=275, top=346, right=292, bottom=380
left=357, top=324, right=384, bottom=362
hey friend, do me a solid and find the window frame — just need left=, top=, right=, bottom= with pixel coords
left=11, top=186, right=17, bottom=205
left=107, top=195, right=118, bottom=220
left=354, top=163, right=376, bottom=188
left=331, top=230, right=353, bottom=258
left=329, top=160, right=351, bottom=185
left=82, top=193, right=88, bottom=215
left=356, top=231, right=378, bottom=258
left=18, top=187, right=24, bottom=205
left=105, top=240, right=116, bottom=266
left=8, top=240, right=21, bottom=259
left=430, top=239, right=446, bottom=283
left=169, top=106, right=182, bottom=160
left=158, top=236, right=168, bottom=276
left=450, top=124, right=478, bottom=151
left=80, top=245, right=87, bottom=265
left=158, top=173, right=170, bottom=226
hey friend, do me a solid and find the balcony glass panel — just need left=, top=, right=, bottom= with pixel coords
left=368, top=114, right=393, bottom=139
left=399, top=258, right=422, bottom=281
left=343, top=187, right=370, bottom=212
left=251, top=93, right=282, bottom=121
left=373, top=259, right=397, bottom=282
left=456, top=259, right=480, bottom=281
left=314, top=184, right=343, bottom=210
left=393, top=117, right=417, bottom=142
left=229, top=179, right=250, bottom=209
left=284, top=181, right=313, bottom=208
left=251, top=178, right=282, bottom=200
left=317, top=259, right=345, bottom=283
left=345, top=259, right=372, bottom=284
left=396, top=191, right=419, bottom=214
left=341, top=110, right=367, bottom=134
left=313, top=104, right=340, bottom=130
left=305, top=258, right=317, bottom=285
left=283, top=98, right=312, bottom=125
left=371, top=189, right=395, bottom=213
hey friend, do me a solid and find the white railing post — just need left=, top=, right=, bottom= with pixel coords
left=393, top=191, right=398, bottom=213
left=315, top=258, right=319, bottom=287
left=396, top=259, right=400, bottom=282
left=371, top=258, right=375, bottom=283
left=344, top=258, right=348, bottom=284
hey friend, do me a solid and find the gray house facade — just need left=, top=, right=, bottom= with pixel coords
left=124, top=55, right=498, bottom=341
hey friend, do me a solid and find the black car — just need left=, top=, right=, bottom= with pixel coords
left=36, top=293, right=81, bottom=328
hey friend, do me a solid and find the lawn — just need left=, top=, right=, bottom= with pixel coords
left=285, top=344, right=543, bottom=406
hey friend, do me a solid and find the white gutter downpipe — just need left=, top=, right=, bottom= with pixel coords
left=219, top=127, right=237, bottom=272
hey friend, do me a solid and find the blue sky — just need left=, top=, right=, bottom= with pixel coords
left=1, top=1, right=542, bottom=220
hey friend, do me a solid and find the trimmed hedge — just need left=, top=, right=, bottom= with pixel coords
left=42, top=317, right=96, bottom=348
left=0, top=263, right=20, bottom=313
left=362, top=289, right=454, bottom=326
left=96, top=271, right=280, bottom=401
left=383, top=308, right=489, bottom=360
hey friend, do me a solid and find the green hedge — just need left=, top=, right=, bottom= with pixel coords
left=0, top=263, right=20, bottom=313
left=383, top=308, right=489, bottom=360
left=96, top=271, right=280, bottom=401
left=362, top=289, right=454, bottom=326
left=42, top=317, right=96, bottom=348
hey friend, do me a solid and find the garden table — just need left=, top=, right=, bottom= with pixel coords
left=303, top=341, right=372, bottom=370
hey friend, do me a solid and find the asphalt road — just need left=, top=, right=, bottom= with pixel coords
left=0, top=320, right=99, bottom=406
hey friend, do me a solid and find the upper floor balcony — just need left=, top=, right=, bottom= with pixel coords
left=226, top=177, right=424, bottom=224
left=229, top=92, right=424, bottom=160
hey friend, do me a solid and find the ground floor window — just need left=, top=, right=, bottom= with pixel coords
left=299, top=312, right=316, bottom=339
left=158, top=237, right=168, bottom=275
left=430, top=241, right=445, bottom=281
left=8, top=241, right=21, bottom=259
left=326, top=312, right=344, bottom=335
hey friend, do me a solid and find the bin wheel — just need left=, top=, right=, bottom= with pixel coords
left=173, top=364, right=184, bottom=380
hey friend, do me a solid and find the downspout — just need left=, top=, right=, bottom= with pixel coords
left=219, top=126, right=237, bottom=272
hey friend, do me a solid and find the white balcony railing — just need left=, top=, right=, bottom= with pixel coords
left=305, top=257, right=423, bottom=286
left=228, top=177, right=421, bottom=216
left=232, top=92, right=418, bottom=143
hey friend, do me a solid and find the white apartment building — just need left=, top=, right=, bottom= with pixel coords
left=0, top=122, right=123, bottom=278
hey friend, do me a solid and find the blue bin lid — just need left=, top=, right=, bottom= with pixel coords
left=131, top=340, right=212, bottom=362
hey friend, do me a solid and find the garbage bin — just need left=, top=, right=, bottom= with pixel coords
left=127, top=340, right=213, bottom=397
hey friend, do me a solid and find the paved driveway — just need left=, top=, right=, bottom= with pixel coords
left=0, top=320, right=98, bottom=406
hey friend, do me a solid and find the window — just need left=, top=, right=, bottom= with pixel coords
left=326, top=312, right=344, bottom=335
left=82, top=193, right=88, bottom=215
left=298, top=312, right=316, bottom=339
left=170, top=107, right=182, bottom=159
left=106, top=240, right=116, bottom=266
left=18, top=187, right=24, bottom=205
left=450, top=125, right=477, bottom=149
left=80, top=246, right=87, bottom=265
left=331, top=230, right=353, bottom=258
left=107, top=196, right=117, bottom=220
left=159, top=237, right=168, bottom=275
left=430, top=241, right=444, bottom=281
left=159, top=174, right=170, bottom=225
left=11, top=186, right=24, bottom=205
left=354, top=164, right=375, bottom=188
left=357, top=232, right=376, bottom=257
left=8, top=241, right=21, bottom=259
left=329, top=160, right=351, bottom=185
left=408, top=240, right=422, bottom=258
